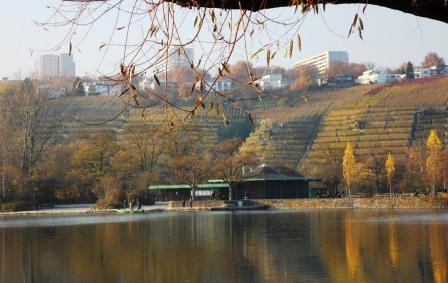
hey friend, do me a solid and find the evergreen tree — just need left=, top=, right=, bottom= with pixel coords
left=72, top=77, right=85, bottom=96
left=405, top=62, right=415, bottom=80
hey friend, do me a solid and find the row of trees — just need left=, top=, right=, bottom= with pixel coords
left=0, top=81, right=256, bottom=207
left=338, top=130, right=444, bottom=196
left=394, top=52, right=446, bottom=79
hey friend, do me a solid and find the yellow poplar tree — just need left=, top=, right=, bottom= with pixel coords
left=426, top=129, right=442, bottom=195
left=343, top=142, right=356, bottom=196
left=385, top=153, right=396, bottom=197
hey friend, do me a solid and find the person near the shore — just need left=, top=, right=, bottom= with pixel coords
left=137, top=198, right=142, bottom=210
left=123, top=199, right=127, bottom=209
left=211, top=192, right=215, bottom=200
left=130, top=199, right=134, bottom=210
left=189, top=197, right=193, bottom=208
left=182, top=199, right=186, bottom=207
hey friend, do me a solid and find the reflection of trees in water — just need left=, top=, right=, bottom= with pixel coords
left=344, top=212, right=365, bottom=282
left=0, top=212, right=447, bottom=282
left=1, top=215, right=250, bottom=283
left=313, top=210, right=448, bottom=283
left=388, top=222, right=399, bottom=268
left=429, top=223, right=448, bottom=283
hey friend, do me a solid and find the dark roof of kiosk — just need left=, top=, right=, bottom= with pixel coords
left=244, top=164, right=320, bottom=182
left=148, top=165, right=320, bottom=190
left=149, top=183, right=229, bottom=190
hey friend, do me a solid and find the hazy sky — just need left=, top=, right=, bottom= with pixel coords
left=1, top=1, right=448, bottom=78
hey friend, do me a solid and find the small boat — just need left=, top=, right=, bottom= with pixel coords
left=116, top=208, right=145, bottom=214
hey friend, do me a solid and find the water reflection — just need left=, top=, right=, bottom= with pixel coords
left=0, top=210, right=447, bottom=283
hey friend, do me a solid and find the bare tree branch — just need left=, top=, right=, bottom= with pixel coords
left=63, top=0, right=448, bottom=24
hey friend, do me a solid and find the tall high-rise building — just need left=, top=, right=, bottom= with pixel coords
left=35, top=54, right=76, bottom=80
left=153, top=46, right=194, bottom=74
left=294, top=51, right=349, bottom=77
left=35, top=54, right=60, bottom=80
left=59, top=54, right=76, bottom=78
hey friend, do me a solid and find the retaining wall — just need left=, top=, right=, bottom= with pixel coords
left=169, top=197, right=448, bottom=210
left=255, top=197, right=448, bottom=209
left=169, top=200, right=225, bottom=209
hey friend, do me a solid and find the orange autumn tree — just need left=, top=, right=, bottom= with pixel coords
left=343, top=142, right=356, bottom=196
left=426, top=130, right=442, bottom=196
left=385, top=153, right=395, bottom=197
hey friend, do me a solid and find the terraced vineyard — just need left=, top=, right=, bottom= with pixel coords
left=412, top=107, right=447, bottom=145
left=240, top=115, right=321, bottom=170
left=54, top=96, right=128, bottom=142
left=52, top=96, right=249, bottom=148
left=123, top=107, right=228, bottom=148
left=300, top=107, right=418, bottom=173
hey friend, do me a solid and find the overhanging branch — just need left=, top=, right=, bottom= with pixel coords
left=64, top=0, right=448, bottom=24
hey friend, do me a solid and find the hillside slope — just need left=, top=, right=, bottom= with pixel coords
left=248, top=77, right=448, bottom=175
left=49, top=77, right=448, bottom=177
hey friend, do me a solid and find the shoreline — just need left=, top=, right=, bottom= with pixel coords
left=168, top=197, right=448, bottom=210
left=2, top=197, right=448, bottom=217
left=0, top=204, right=168, bottom=218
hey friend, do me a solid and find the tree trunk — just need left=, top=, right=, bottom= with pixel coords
left=191, top=185, right=196, bottom=201
left=1, top=141, right=5, bottom=201
left=443, top=162, right=446, bottom=191
left=228, top=183, right=233, bottom=201
left=432, top=166, right=437, bottom=196
left=389, top=181, right=392, bottom=198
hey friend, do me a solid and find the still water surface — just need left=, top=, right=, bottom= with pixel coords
left=0, top=209, right=447, bottom=283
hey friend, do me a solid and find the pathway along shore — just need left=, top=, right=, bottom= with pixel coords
left=0, top=203, right=168, bottom=217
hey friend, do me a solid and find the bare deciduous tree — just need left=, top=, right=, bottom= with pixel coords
left=4, top=79, right=65, bottom=194
left=212, top=138, right=256, bottom=200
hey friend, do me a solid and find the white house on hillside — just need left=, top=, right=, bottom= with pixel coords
left=255, top=74, right=283, bottom=90
left=414, top=67, right=431, bottom=79
left=196, top=79, right=233, bottom=92
left=83, top=81, right=123, bottom=96
left=357, top=69, right=403, bottom=84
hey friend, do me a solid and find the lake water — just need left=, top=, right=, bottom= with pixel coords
left=0, top=209, right=447, bottom=283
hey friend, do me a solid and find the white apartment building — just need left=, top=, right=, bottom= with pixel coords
left=153, top=46, right=194, bottom=74
left=59, top=54, right=76, bottom=78
left=35, top=54, right=76, bottom=79
left=35, top=54, right=60, bottom=80
left=357, top=69, right=403, bottom=84
left=294, top=51, right=349, bottom=76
